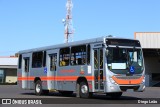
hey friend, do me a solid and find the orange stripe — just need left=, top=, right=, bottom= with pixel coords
left=86, top=76, right=94, bottom=81
left=18, top=77, right=34, bottom=81
left=112, top=76, right=144, bottom=85
left=18, top=76, right=95, bottom=81
left=55, top=76, right=78, bottom=81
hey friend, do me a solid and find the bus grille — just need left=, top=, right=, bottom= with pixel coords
left=115, top=76, right=141, bottom=80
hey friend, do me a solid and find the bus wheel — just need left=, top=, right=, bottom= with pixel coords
left=107, top=92, right=122, bottom=98
left=79, top=81, right=90, bottom=98
left=35, top=80, right=42, bottom=96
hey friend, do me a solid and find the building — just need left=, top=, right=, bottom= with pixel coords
left=0, top=56, right=18, bottom=84
left=135, top=32, right=160, bottom=87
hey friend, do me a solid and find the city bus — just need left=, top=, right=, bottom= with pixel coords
left=17, top=36, right=145, bottom=98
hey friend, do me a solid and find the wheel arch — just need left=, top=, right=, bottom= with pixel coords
left=76, top=77, right=88, bottom=85
left=34, top=77, right=41, bottom=83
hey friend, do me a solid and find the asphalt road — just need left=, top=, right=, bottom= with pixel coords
left=0, top=85, right=160, bottom=107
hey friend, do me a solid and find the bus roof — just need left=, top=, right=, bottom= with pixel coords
left=18, top=36, right=137, bottom=54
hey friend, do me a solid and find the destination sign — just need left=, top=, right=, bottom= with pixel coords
left=106, top=39, right=141, bottom=47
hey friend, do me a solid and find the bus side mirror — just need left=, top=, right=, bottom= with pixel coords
left=106, top=49, right=109, bottom=56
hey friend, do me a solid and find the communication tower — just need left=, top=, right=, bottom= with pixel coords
left=63, top=0, right=74, bottom=43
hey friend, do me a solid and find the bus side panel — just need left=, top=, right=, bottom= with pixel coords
left=29, top=68, right=48, bottom=90
left=56, top=65, right=92, bottom=92
left=56, top=66, right=78, bottom=91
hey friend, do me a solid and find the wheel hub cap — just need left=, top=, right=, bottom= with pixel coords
left=81, top=85, right=88, bottom=94
left=36, top=84, right=41, bottom=93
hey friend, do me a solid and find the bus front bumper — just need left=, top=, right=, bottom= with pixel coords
left=106, top=82, right=145, bottom=92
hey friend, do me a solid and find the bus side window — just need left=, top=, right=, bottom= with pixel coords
left=24, top=59, right=29, bottom=72
left=43, top=51, right=46, bottom=67
left=32, top=51, right=43, bottom=68
left=71, top=45, right=86, bottom=65
left=18, top=54, right=22, bottom=69
left=59, top=47, right=70, bottom=66
left=87, top=45, right=90, bottom=65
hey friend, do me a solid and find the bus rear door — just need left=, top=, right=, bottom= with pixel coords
left=47, top=49, right=58, bottom=90
left=22, top=54, right=30, bottom=89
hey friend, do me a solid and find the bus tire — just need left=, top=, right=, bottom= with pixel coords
left=79, top=81, right=90, bottom=98
left=35, top=80, right=42, bottom=96
left=107, top=92, right=122, bottom=98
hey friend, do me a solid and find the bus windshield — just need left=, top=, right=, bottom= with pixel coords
left=106, top=47, right=144, bottom=74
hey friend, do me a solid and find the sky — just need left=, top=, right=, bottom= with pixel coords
left=0, top=0, right=160, bottom=56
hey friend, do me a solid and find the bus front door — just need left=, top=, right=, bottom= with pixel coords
left=47, top=50, right=58, bottom=90
left=93, top=48, right=104, bottom=91
left=22, top=57, right=30, bottom=89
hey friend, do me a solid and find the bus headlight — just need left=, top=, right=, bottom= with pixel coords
left=142, top=76, right=145, bottom=84
left=109, top=77, right=116, bottom=84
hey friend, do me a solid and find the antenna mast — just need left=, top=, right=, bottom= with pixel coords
left=63, top=0, right=74, bottom=43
